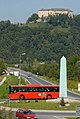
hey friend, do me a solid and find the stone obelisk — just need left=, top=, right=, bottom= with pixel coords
left=59, top=56, right=67, bottom=97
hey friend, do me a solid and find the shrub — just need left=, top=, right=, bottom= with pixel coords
left=60, top=97, right=65, bottom=106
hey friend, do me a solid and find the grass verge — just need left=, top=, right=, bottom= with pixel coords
left=0, top=100, right=80, bottom=110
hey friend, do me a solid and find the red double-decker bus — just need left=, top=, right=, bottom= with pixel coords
left=8, top=84, right=59, bottom=100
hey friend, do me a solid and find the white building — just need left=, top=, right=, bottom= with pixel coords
left=38, top=8, right=73, bottom=18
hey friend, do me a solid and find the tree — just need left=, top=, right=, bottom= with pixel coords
left=47, top=14, right=72, bottom=27
left=0, top=15, right=80, bottom=69
left=27, top=13, right=39, bottom=23
left=71, top=15, right=80, bottom=27
left=0, top=58, right=7, bottom=75
left=68, top=55, right=80, bottom=80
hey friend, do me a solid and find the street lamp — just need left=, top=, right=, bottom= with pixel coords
left=20, top=53, right=26, bottom=69
left=19, top=53, right=26, bottom=85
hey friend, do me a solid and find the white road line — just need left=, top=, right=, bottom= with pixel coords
left=54, top=116, right=64, bottom=119
left=54, top=116, right=59, bottom=119
left=24, top=77, right=31, bottom=84
left=0, top=77, right=6, bottom=86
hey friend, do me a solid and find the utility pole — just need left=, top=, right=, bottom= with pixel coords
left=19, top=53, right=26, bottom=85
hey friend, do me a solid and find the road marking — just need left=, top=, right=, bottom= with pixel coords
left=0, top=77, right=7, bottom=86
left=54, top=116, right=59, bottom=119
left=54, top=116, right=64, bottom=119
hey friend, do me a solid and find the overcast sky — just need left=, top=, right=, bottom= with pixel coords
left=0, top=0, right=80, bottom=23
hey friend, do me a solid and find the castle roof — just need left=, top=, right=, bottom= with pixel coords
left=39, top=8, right=73, bottom=12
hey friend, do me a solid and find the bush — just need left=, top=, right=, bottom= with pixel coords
left=60, top=97, right=65, bottom=106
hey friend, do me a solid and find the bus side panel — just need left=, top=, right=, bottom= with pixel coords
left=8, top=92, right=44, bottom=100
left=24, top=92, right=46, bottom=99
left=24, top=92, right=59, bottom=99
left=8, top=92, right=59, bottom=100
left=8, top=92, right=19, bottom=99
left=51, top=92, right=59, bottom=99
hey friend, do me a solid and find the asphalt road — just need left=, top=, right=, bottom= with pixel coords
left=34, top=110, right=76, bottom=117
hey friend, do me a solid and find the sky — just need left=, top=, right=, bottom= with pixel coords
left=0, top=0, right=80, bottom=23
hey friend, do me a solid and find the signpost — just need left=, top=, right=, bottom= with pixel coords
left=8, top=97, right=10, bottom=106
left=19, top=53, right=26, bottom=85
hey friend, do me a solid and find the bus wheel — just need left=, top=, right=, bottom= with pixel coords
left=47, top=95, right=52, bottom=99
left=19, top=95, right=25, bottom=100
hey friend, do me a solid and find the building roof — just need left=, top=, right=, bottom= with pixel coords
left=39, top=8, right=73, bottom=12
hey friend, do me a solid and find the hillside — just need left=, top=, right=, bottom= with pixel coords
left=0, top=14, right=80, bottom=64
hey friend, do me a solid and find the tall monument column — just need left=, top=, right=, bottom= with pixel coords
left=59, top=56, right=67, bottom=97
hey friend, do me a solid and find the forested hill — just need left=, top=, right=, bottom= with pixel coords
left=0, top=14, right=80, bottom=64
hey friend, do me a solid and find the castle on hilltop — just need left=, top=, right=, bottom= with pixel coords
left=38, top=8, right=73, bottom=18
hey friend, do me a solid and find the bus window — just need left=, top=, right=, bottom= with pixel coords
left=14, top=88, right=18, bottom=92
left=34, top=87, right=39, bottom=92
left=25, top=88, right=28, bottom=92
left=45, top=88, right=50, bottom=92
left=29, top=88, right=33, bottom=92
left=31, top=88, right=36, bottom=92
left=10, top=87, right=14, bottom=93
left=38, top=88, right=42, bottom=92
left=41, top=88, right=45, bottom=92
left=54, top=87, right=59, bottom=92
left=26, top=88, right=33, bottom=92
left=49, top=88, right=54, bottom=92
left=18, top=88, right=24, bottom=92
